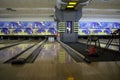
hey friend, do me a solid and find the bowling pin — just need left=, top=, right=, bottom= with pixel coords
left=51, top=37, right=52, bottom=42
left=50, top=37, right=51, bottom=42
left=53, top=37, right=54, bottom=42
left=48, top=37, right=50, bottom=42
left=52, top=37, right=53, bottom=42
left=51, top=37, right=53, bottom=42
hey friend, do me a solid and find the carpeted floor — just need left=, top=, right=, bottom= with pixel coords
left=65, top=42, right=120, bottom=62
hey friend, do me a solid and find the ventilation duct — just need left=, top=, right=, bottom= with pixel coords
left=6, top=8, right=16, bottom=11
left=79, top=0, right=90, bottom=6
left=75, top=0, right=90, bottom=10
left=56, top=0, right=67, bottom=10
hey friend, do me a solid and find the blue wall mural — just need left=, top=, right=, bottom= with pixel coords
left=78, top=22, right=120, bottom=35
left=0, top=21, right=57, bottom=35
left=0, top=21, right=120, bottom=35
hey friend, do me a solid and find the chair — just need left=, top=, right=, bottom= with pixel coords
left=1, top=28, right=10, bottom=34
left=37, top=28, right=45, bottom=33
left=24, top=28, right=33, bottom=34
left=104, top=29, right=112, bottom=34
left=94, top=30, right=102, bottom=33
left=82, top=30, right=90, bottom=34
left=48, top=28, right=56, bottom=34
left=14, top=28, right=22, bottom=33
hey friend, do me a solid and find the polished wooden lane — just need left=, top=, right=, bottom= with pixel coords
left=35, top=42, right=76, bottom=64
left=0, top=42, right=120, bottom=80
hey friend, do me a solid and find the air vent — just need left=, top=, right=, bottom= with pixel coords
left=6, top=8, right=16, bottom=11
left=102, top=0, right=112, bottom=2
left=103, top=0, right=110, bottom=1
left=49, top=15, right=54, bottom=17
left=116, top=11, right=120, bottom=13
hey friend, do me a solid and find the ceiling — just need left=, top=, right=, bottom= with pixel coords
left=0, top=0, right=120, bottom=18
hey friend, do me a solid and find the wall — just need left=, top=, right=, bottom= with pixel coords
left=79, top=18, right=120, bottom=22
left=0, top=17, right=54, bottom=21
left=78, top=17, right=120, bottom=35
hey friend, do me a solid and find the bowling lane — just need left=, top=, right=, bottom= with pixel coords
left=79, top=39, right=119, bottom=51
left=0, top=40, right=38, bottom=63
left=35, top=42, right=75, bottom=64
left=99, top=39, right=119, bottom=46
left=0, top=40, right=23, bottom=48
left=0, top=40, right=21, bottom=44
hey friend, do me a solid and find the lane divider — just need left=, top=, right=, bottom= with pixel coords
left=25, top=40, right=45, bottom=63
left=0, top=40, right=21, bottom=44
left=59, top=41, right=91, bottom=63
left=0, top=40, right=28, bottom=50
left=4, top=42, right=37, bottom=63
left=11, top=40, right=46, bottom=64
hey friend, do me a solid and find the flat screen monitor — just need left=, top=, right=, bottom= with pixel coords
left=66, top=21, right=72, bottom=33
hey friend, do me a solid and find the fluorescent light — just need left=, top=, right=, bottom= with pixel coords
left=69, top=2, right=77, bottom=5
left=67, top=6, right=74, bottom=8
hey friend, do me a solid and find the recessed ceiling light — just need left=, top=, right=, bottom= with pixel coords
left=67, top=6, right=74, bottom=8
left=69, top=2, right=77, bottom=5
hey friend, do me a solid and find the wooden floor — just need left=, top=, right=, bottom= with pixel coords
left=0, top=42, right=120, bottom=80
